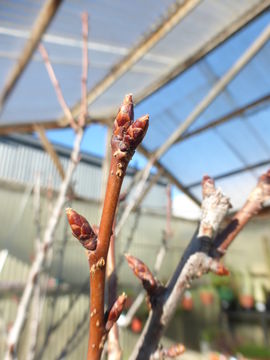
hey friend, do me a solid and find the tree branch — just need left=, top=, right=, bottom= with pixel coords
left=66, top=94, right=149, bottom=360
left=129, top=176, right=231, bottom=360
left=212, top=169, right=270, bottom=257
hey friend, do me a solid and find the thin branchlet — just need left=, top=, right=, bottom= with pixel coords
left=66, top=94, right=149, bottom=360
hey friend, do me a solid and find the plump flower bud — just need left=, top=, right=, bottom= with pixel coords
left=125, top=254, right=157, bottom=294
left=111, top=95, right=149, bottom=178
left=66, top=208, right=97, bottom=251
left=124, top=114, right=149, bottom=150
left=105, top=293, right=127, bottom=332
left=114, top=94, right=134, bottom=139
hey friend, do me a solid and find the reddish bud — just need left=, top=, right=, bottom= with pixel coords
left=163, top=344, right=185, bottom=358
left=111, top=95, right=149, bottom=177
left=114, top=94, right=134, bottom=138
left=211, top=261, right=230, bottom=276
left=66, top=208, right=97, bottom=251
left=105, top=293, right=127, bottom=332
left=124, top=114, right=149, bottom=150
left=125, top=254, right=157, bottom=293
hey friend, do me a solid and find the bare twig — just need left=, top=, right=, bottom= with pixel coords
left=213, top=169, right=270, bottom=256
left=129, top=176, right=231, bottom=360
left=129, top=171, right=270, bottom=359
left=107, top=221, right=122, bottom=360
left=26, top=175, right=42, bottom=360
left=5, top=18, right=89, bottom=359
left=39, top=44, right=77, bottom=130
left=5, top=131, right=84, bottom=360
left=66, top=95, right=149, bottom=360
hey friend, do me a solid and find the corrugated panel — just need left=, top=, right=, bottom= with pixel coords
left=0, top=137, right=167, bottom=209
left=0, top=254, right=90, bottom=359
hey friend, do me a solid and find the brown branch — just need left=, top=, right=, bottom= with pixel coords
left=107, top=221, right=122, bottom=360
left=213, top=169, right=270, bottom=256
left=89, top=96, right=148, bottom=359
left=66, top=95, right=148, bottom=360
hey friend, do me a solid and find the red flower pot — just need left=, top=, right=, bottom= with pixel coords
left=200, top=291, right=214, bottom=306
left=181, top=292, right=193, bottom=311
left=131, top=317, right=142, bottom=333
left=239, top=294, right=254, bottom=309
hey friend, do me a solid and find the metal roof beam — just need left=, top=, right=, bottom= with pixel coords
left=75, top=0, right=270, bottom=127
left=0, top=116, right=103, bottom=135
left=151, top=24, right=270, bottom=166
left=0, top=120, right=63, bottom=135
left=35, top=124, right=65, bottom=180
left=62, top=0, right=201, bottom=124
left=0, top=0, right=63, bottom=111
left=188, top=159, right=270, bottom=188
left=178, top=94, right=270, bottom=142
left=113, top=23, right=270, bottom=228
left=137, top=144, right=200, bottom=205
left=133, top=0, right=270, bottom=106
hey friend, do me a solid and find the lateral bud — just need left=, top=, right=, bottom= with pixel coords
left=66, top=208, right=97, bottom=251
left=125, top=254, right=157, bottom=294
left=114, top=94, right=134, bottom=139
left=210, top=260, right=230, bottom=276
left=105, top=293, right=127, bottom=332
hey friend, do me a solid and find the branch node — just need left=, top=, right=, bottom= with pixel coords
left=90, top=257, right=106, bottom=274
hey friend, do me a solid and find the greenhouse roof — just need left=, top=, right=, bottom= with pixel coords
left=0, top=0, right=269, bottom=214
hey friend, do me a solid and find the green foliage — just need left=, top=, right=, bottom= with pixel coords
left=237, top=344, right=270, bottom=359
